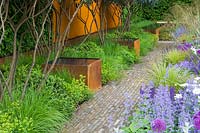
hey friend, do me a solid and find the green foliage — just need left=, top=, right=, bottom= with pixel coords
left=164, top=49, right=189, bottom=65
left=44, top=74, right=76, bottom=119
left=64, top=76, right=92, bottom=105
left=128, top=19, right=158, bottom=56
left=0, top=64, right=93, bottom=131
left=62, top=41, right=105, bottom=58
left=0, top=0, right=52, bottom=57
left=148, top=63, right=191, bottom=90
left=122, top=111, right=150, bottom=133
left=118, top=31, right=138, bottom=39
left=139, top=32, right=158, bottom=56
left=62, top=40, right=137, bottom=84
left=143, top=24, right=162, bottom=31
left=102, top=41, right=137, bottom=83
left=132, top=20, right=155, bottom=29
left=159, top=26, right=173, bottom=41
left=0, top=26, right=13, bottom=57
left=0, top=90, right=65, bottom=133
left=101, top=58, right=122, bottom=84
left=171, top=0, right=200, bottom=39
left=135, top=0, right=192, bottom=20
left=44, top=74, right=92, bottom=118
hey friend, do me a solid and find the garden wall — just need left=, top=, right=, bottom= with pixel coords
left=52, top=0, right=121, bottom=40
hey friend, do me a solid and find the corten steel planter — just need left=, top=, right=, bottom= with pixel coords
left=144, top=27, right=161, bottom=37
left=143, top=24, right=163, bottom=38
left=43, top=57, right=102, bottom=91
left=117, top=38, right=140, bottom=56
left=0, top=56, right=12, bottom=65
left=0, top=57, right=5, bottom=64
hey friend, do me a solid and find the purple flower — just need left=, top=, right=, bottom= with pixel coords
left=184, top=42, right=192, bottom=48
left=150, top=88, right=155, bottom=99
left=193, top=111, right=200, bottom=130
left=170, top=87, right=175, bottom=101
left=197, top=50, right=200, bottom=55
left=151, top=118, right=166, bottom=132
left=177, top=45, right=189, bottom=51
left=140, top=89, right=145, bottom=95
left=172, top=25, right=187, bottom=38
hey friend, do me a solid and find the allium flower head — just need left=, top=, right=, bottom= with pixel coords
left=184, top=42, right=192, bottom=48
left=193, top=111, right=200, bottom=130
left=151, top=118, right=166, bottom=132
left=197, top=49, right=200, bottom=55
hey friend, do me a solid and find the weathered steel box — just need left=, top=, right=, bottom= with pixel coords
left=43, top=57, right=102, bottom=91
left=143, top=24, right=163, bottom=37
left=117, top=38, right=140, bottom=56
left=0, top=58, right=5, bottom=64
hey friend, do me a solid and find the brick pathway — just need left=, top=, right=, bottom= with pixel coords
left=62, top=42, right=174, bottom=133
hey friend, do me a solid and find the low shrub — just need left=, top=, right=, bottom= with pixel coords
left=45, top=74, right=92, bottom=118
left=62, top=41, right=105, bottom=58
left=101, top=58, right=122, bottom=84
left=0, top=90, right=65, bottom=133
left=159, top=26, right=174, bottom=41
left=0, top=65, right=92, bottom=131
left=139, top=32, right=158, bottom=56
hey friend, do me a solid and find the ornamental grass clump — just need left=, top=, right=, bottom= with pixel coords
left=164, top=49, right=188, bottom=65
left=171, top=0, right=200, bottom=39
left=148, top=63, right=191, bottom=89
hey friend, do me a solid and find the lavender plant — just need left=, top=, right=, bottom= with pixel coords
left=122, top=77, right=200, bottom=133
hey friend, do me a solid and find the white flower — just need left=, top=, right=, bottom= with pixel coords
left=191, top=46, right=197, bottom=55
left=193, top=80, right=198, bottom=84
left=181, top=122, right=193, bottom=133
left=193, top=86, right=200, bottom=95
left=178, top=83, right=189, bottom=87
left=175, top=94, right=182, bottom=99
left=113, top=127, right=123, bottom=133
left=194, top=77, right=200, bottom=81
left=198, top=96, right=200, bottom=102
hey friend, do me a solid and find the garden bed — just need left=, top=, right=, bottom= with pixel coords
left=143, top=24, right=163, bottom=37
left=117, top=38, right=140, bottom=56
left=120, top=41, right=200, bottom=133
left=43, top=57, right=102, bottom=91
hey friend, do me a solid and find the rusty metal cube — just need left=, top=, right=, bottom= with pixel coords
left=43, top=57, right=102, bottom=91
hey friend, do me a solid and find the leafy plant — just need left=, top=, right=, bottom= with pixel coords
left=64, top=76, right=93, bottom=105
left=101, top=61, right=121, bottom=84
left=139, top=32, right=158, bottom=56
left=159, top=26, right=174, bottom=41
left=122, top=110, right=151, bottom=133
left=62, top=41, right=105, bottom=58
left=0, top=90, right=66, bottom=133
left=118, top=31, right=138, bottom=39
left=1, top=64, right=93, bottom=129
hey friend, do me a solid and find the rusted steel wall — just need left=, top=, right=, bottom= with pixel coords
left=53, top=0, right=121, bottom=40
